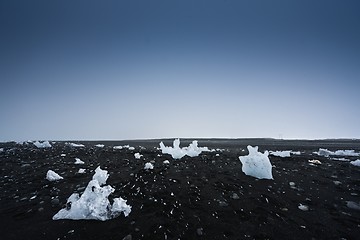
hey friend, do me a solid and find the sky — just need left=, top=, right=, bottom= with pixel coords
left=1, top=0, right=360, bottom=141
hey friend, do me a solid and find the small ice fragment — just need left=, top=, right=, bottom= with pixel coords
left=67, top=143, right=85, bottom=147
left=334, top=150, right=360, bottom=156
left=112, top=197, right=132, bottom=217
left=78, top=168, right=86, bottom=174
left=289, top=182, right=296, bottom=187
left=308, top=159, right=322, bottom=165
left=163, top=160, right=170, bottom=164
left=95, top=144, right=105, bottom=148
left=350, top=159, right=360, bottom=167
left=60, top=154, right=66, bottom=157
left=134, top=153, right=143, bottom=159
left=269, top=150, right=291, bottom=157
left=315, top=148, right=360, bottom=157
left=298, top=204, right=309, bottom=211
left=74, top=158, right=85, bottom=164
left=128, top=147, right=135, bottom=151
left=46, top=170, right=63, bottom=181
left=33, top=141, right=52, bottom=148
left=144, top=162, right=154, bottom=170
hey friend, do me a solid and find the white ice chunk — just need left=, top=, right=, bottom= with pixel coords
left=163, top=160, right=170, bottom=164
left=74, top=158, right=85, bottom=164
left=159, top=139, right=208, bottom=159
left=33, top=141, right=52, bottom=148
left=291, top=151, right=301, bottom=155
left=60, top=154, right=66, bottom=157
left=113, top=145, right=134, bottom=150
left=315, top=148, right=360, bottom=157
left=308, top=159, right=322, bottom=165
left=144, top=162, right=154, bottom=170
left=46, top=170, right=63, bottom=181
left=78, top=168, right=86, bottom=174
left=334, top=150, right=360, bottom=156
left=134, top=153, right=143, bottom=159
left=160, top=139, right=186, bottom=159
left=315, top=148, right=333, bottom=157
left=269, top=150, right=291, bottom=157
left=331, top=157, right=350, bottom=161
left=350, top=160, right=360, bottom=167
left=95, top=144, right=105, bottom=148
left=53, top=166, right=131, bottom=221
left=185, top=141, right=210, bottom=157
left=239, top=145, right=273, bottom=180
left=67, top=143, right=85, bottom=148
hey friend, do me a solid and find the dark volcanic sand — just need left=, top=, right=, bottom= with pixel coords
left=1, top=139, right=360, bottom=240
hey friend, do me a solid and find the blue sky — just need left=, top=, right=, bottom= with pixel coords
left=1, top=0, right=360, bottom=141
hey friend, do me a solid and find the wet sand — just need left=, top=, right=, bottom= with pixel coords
left=1, top=139, right=360, bottom=240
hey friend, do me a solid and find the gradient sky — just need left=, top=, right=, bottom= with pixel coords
left=1, top=0, right=360, bottom=141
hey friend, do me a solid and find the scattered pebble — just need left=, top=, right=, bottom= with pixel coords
left=122, top=234, right=132, bottom=240
left=51, top=198, right=60, bottom=206
left=346, top=201, right=360, bottom=210
left=333, top=181, right=342, bottom=185
left=231, top=193, right=240, bottom=200
left=219, top=201, right=228, bottom=207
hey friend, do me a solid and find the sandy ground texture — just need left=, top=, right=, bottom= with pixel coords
left=1, top=139, right=360, bottom=240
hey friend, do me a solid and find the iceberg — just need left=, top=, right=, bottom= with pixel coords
left=159, top=139, right=209, bottom=159
left=33, top=141, right=52, bottom=148
left=53, top=166, right=131, bottom=221
left=239, top=146, right=273, bottom=180
left=46, top=170, right=63, bottom=181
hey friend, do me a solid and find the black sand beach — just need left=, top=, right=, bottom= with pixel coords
left=1, top=139, right=360, bottom=240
